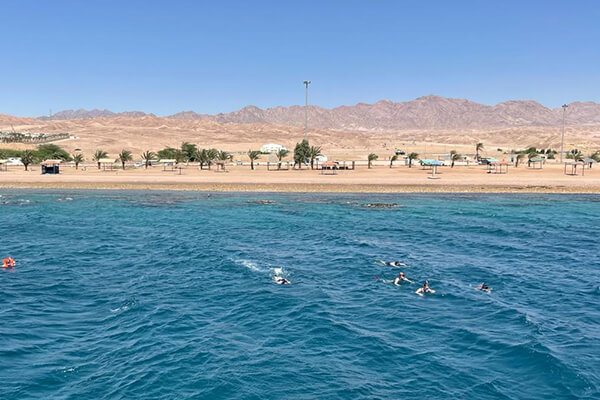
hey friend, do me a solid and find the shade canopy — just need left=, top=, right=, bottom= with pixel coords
left=41, top=159, right=62, bottom=165
left=420, top=159, right=444, bottom=166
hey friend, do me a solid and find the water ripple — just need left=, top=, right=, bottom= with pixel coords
left=0, top=191, right=599, bottom=399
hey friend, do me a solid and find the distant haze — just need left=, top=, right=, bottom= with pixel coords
left=38, top=95, right=600, bottom=130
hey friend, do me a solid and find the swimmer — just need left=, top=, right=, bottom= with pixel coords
left=376, top=260, right=406, bottom=267
left=393, top=272, right=414, bottom=286
left=274, top=276, right=290, bottom=285
left=415, top=280, right=435, bottom=296
left=2, top=257, right=15, bottom=268
left=388, top=260, right=406, bottom=267
left=476, top=282, right=491, bottom=293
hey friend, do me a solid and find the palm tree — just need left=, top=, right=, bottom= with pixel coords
left=206, top=148, right=218, bottom=169
left=308, top=145, right=322, bottom=169
left=293, top=140, right=310, bottom=170
left=118, top=149, right=133, bottom=169
left=527, top=149, right=539, bottom=167
left=475, top=142, right=484, bottom=161
left=567, top=149, right=583, bottom=161
left=217, top=150, right=232, bottom=161
left=197, top=149, right=208, bottom=170
left=72, top=153, right=84, bottom=170
left=21, top=150, right=35, bottom=171
left=93, top=149, right=108, bottom=169
left=141, top=150, right=156, bottom=169
left=181, top=142, right=198, bottom=162
left=276, top=148, right=289, bottom=170
left=450, top=150, right=461, bottom=168
left=389, top=154, right=398, bottom=168
left=157, top=147, right=177, bottom=160
left=590, top=152, right=600, bottom=162
left=407, top=152, right=419, bottom=168
left=367, top=153, right=378, bottom=169
left=215, top=150, right=232, bottom=171
left=515, top=153, right=527, bottom=168
left=173, top=149, right=186, bottom=164
left=247, top=150, right=261, bottom=170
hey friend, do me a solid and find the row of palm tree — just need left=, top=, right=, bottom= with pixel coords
left=371, top=152, right=420, bottom=168
left=247, top=148, right=296, bottom=170
left=86, top=147, right=235, bottom=170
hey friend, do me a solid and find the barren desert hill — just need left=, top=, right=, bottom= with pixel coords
left=2, top=95, right=600, bottom=159
left=38, top=95, right=600, bottom=130
left=2, top=111, right=600, bottom=160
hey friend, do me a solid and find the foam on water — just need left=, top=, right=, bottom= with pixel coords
left=0, top=191, right=599, bottom=399
left=235, top=258, right=264, bottom=273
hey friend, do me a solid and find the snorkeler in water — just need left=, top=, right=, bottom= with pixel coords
left=393, top=272, right=414, bottom=286
left=388, top=260, right=406, bottom=267
left=274, top=277, right=290, bottom=285
left=415, top=280, right=435, bottom=296
left=476, top=282, right=491, bottom=293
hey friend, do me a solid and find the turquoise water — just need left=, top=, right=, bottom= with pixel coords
left=1, top=191, right=599, bottom=399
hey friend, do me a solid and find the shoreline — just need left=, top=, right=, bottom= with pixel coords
left=1, top=181, right=599, bottom=194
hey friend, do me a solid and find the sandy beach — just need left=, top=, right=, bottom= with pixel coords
left=1, top=162, right=598, bottom=193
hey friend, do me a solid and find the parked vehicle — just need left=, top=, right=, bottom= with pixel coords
left=6, top=157, right=24, bottom=166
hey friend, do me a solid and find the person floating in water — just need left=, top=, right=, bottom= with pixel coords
left=2, top=257, right=15, bottom=268
left=274, top=277, right=290, bottom=285
left=377, top=260, right=406, bottom=267
left=394, top=272, right=413, bottom=286
left=476, top=282, right=491, bottom=293
left=388, top=260, right=406, bottom=267
left=415, top=280, right=435, bottom=295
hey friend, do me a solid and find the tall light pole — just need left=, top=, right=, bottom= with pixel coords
left=560, top=103, right=568, bottom=163
left=303, top=80, right=311, bottom=141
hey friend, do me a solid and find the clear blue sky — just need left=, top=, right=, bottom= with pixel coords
left=1, top=0, right=599, bottom=116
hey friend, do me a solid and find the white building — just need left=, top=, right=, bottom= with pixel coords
left=260, top=143, right=287, bottom=153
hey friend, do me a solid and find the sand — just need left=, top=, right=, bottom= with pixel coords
left=3, top=114, right=600, bottom=159
left=1, top=162, right=598, bottom=193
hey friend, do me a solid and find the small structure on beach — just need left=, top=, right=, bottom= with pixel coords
left=582, top=158, right=597, bottom=169
left=420, top=159, right=444, bottom=168
left=41, top=159, right=62, bottom=174
left=482, top=157, right=499, bottom=164
left=214, top=159, right=228, bottom=172
left=316, top=160, right=354, bottom=170
left=159, top=159, right=177, bottom=171
left=487, top=161, right=508, bottom=174
left=419, top=159, right=443, bottom=179
left=564, top=161, right=587, bottom=176
left=320, top=161, right=339, bottom=175
left=0, top=160, right=8, bottom=172
left=528, top=157, right=544, bottom=169
left=98, top=158, right=117, bottom=171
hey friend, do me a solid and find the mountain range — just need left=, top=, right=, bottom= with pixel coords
left=38, top=95, right=600, bottom=130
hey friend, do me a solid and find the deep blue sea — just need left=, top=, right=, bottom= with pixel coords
left=1, top=190, right=599, bottom=399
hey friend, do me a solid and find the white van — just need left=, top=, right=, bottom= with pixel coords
left=7, top=157, right=24, bottom=166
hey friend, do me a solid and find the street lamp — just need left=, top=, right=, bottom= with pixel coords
left=560, top=103, right=568, bottom=163
left=303, top=80, right=311, bottom=141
